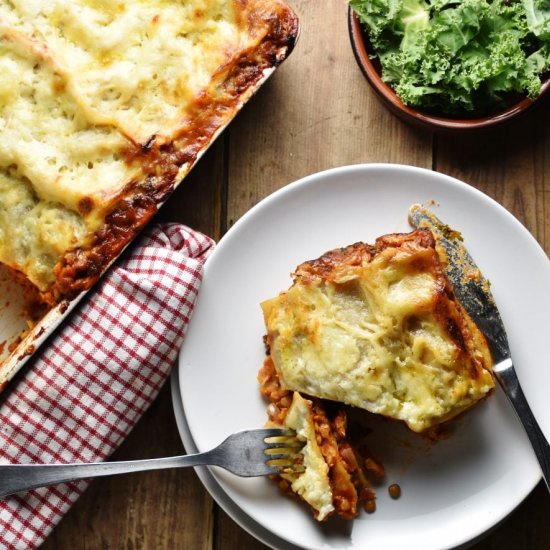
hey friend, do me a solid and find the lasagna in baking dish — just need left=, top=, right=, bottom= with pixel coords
left=259, top=228, right=494, bottom=520
left=0, top=0, right=298, bottom=306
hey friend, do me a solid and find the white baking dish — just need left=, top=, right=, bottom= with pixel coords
left=0, top=7, right=299, bottom=388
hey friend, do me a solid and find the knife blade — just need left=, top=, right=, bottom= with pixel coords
left=409, top=203, right=550, bottom=491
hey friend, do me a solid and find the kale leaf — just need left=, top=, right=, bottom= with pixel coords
left=350, top=0, right=550, bottom=114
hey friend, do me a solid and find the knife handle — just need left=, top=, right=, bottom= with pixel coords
left=496, top=360, right=550, bottom=492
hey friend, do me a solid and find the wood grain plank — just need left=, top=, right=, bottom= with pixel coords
left=435, top=108, right=550, bottom=250
left=225, top=0, right=433, bottom=226
left=214, top=508, right=268, bottom=550
left=156, top=142, right=226, bottom=240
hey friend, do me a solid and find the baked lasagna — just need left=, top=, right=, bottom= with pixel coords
left=259, top=228, right=494, bottom=520
left=0, top=0, right=298, bottom=305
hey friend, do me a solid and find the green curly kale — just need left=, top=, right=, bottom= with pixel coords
left=350, top=0, right=550, bottom=114
left=523, top=0, right=550, bottom=37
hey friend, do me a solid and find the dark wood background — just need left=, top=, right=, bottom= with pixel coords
left=43, top=1, right=550, bottom=548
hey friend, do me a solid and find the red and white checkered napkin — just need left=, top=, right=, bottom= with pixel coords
left=0, top=223, right=214, bottom=549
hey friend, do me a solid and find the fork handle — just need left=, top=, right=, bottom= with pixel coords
left=496, top=361, right=550, bottom=491
left=0, top=452, right=215, bottom=498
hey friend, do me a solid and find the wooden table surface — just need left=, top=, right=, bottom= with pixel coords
left=42, top=1, right=550, bottom=548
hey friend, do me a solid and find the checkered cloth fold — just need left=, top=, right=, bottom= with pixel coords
left=0, top=224, right=214, bottom=549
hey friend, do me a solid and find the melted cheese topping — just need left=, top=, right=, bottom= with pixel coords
left=0, top=166, right=87, bottom=289
left=0, top=0, right=292, bottom=292
left=262, top=231, right=494, bottom=433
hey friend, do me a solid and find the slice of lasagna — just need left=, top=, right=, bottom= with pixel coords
left=0, top=0, right=298, bottom=305
left=259, top=228, right=494, bottom=520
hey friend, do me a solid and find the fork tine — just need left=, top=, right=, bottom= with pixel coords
left=264, top=449, right=303, bottom=461
left=207, top=428, right=306, bottom=477
left=266, top=456, right=306, bottom=475
left=264, top=437, right=304, bottom=448
left=264, top=432, right=304, bottom=454
left=266, top=456, right=297, bottom=465
left=260, top=428, right=295, bottom=438
left=262, top=428, right=305, bottom=476
left=265, top=451, right=302, bottom=461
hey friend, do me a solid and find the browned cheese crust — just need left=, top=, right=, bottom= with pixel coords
left=52, top=1, right=299, bottom=301
left=262, top=228, right=494, bottom=434
left=291, top=229, right=492, bottom=387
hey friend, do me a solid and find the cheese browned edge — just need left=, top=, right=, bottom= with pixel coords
left=50, top=1, right=299, bottom=302
left=261, top=229, right=494, bottom=433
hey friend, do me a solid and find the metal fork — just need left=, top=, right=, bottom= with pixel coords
left=0, top=428, right=304, bottom=499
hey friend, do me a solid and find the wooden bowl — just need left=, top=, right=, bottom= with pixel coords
left=348, top=8, right=550, bottom=132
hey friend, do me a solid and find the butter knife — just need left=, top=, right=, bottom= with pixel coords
left=409, top=203, right=550, bottom=491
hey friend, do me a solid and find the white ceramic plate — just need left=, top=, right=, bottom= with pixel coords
left=177, top=164, right=549, bottom=550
